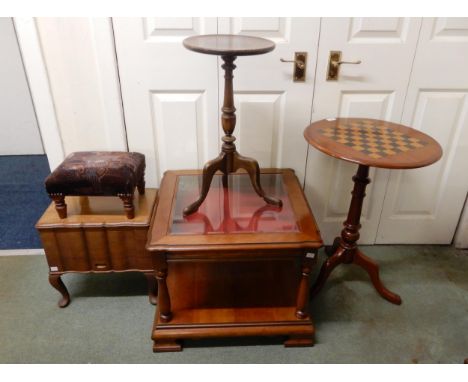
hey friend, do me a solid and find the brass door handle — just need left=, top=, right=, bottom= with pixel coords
left=280, top=57, right=305, bottom=70
left=327, top=50, right=362, bottom=81
left=280, top=52, right=307, bottom=82
left=335, top=59, right=362, bottom=66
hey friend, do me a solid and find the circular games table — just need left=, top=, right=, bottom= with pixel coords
left=304, top=118, right=442, bottom=304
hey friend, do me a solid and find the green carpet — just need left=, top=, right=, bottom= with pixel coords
left=0, top=245, right=467, bottom=363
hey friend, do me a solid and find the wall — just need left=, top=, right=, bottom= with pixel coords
left=0, top=18, right=43, bottom=155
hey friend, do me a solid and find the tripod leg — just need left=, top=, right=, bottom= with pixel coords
left=354, top=249, right=402, bottom=305
left=183, top=152, right=226, bottom=216
left=325, top=236, right=341, bottom=257
left=233, top=152, right=282, bottom=207
left=310, top=246, right=347, bottom=299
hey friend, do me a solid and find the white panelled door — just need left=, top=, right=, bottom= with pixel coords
left=304, top=18, right=422, bottom=244
left=113, top=17, right=320, bottom=186
left=376, top=18, right=468, bottom=244
left=218, top=18, right=320, bottom=183
left=112, top=18, right=219, bottom=186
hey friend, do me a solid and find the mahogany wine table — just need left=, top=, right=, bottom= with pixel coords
left=181, top=34, right=282, bottom=216
left=304, top=118, right=442, bottom=305
left=146, top=169, right=323, bottom=352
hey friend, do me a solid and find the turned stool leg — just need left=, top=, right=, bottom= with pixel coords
left=119, top=193, right=135, bottom=219
left=50, top=194, right=67, bottom=219
left=137, top=175, right=145, bottom=195
left=48, top=274, right=70, bottom=308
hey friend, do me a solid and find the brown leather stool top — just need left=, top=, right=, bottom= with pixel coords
left=45, top=151, right=146, bottom=219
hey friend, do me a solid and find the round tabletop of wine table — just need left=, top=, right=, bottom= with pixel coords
left=304, top=118, right=442, bottom=169
left=183, top=34, right=275, bottom=56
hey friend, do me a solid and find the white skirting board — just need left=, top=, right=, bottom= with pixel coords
left=0, top=249, right=45, bottom=256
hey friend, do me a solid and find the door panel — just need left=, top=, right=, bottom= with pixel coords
left=376, top=18, right=468, bottom=243
left=304, top=17, right=422, bottom=244
left=218, top=17, right=320, bottom=183
left=234, top=92, right=284, bottom=167
left=112, top=17, right=219, bottom=186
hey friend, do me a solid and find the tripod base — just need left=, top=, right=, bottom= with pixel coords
left=311, top=240, right=402, bottom=305
left=183, top=151, right=282, bottom=216
left=310, top=165, right=401, bottom=306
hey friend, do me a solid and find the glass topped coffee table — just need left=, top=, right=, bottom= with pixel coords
left=147, top=168, right=323, bottom=352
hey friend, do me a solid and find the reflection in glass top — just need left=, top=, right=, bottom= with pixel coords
left=170, top=173, right=299, bottom=235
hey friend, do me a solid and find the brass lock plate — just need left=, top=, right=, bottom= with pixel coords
left=293, top=52, right=307, bottom=82
left=327, top=51, right=341, bottom=81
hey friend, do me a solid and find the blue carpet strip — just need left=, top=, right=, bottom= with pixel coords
left=0, top=155, right=50, bottom=249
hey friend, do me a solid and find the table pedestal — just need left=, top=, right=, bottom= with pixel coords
left=183, top=55, right=282, bottom=216
left=310, top=164, right=402, bottom=305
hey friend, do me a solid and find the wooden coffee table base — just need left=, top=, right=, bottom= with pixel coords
left=152, top=307, right=315, bottom=352
left=151, top=254, right=316, bottom=352
left=310, top=164, right=402, bottom=305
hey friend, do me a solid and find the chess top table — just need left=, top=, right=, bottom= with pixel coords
left=304, top=118, right=442, bottom=305
left=146, top=168, right=323, bottom=352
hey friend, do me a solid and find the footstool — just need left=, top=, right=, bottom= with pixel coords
left=45, top=151, right=146, bottom=219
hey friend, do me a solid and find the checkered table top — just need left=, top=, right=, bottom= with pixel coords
left=318, top=119, right=428, bottom=159
left=304, top=118, right=442, bottom=169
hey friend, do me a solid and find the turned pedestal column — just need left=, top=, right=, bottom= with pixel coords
left=310, top=164, right=402, bottom=304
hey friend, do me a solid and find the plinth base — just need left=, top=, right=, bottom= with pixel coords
left=152, top=307, right=314, bottom=352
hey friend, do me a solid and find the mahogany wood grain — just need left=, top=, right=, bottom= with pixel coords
left=148, top=169, right=322, bottom=253
left=305, top=118, right=442, bottom=305
left=36, top=189, right=159, bottom=307
left=48, top=274, right=70, bottom=308
left=148, top=169, right=322, bottom=351
left=183, top=34, right=275, bottom=56
left=295, top=255, right=314, bottom=319
left=304, top=118, right=442, bottom=169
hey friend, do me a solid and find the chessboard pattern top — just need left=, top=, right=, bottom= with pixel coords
left=304, top=118, right=443, bottom=169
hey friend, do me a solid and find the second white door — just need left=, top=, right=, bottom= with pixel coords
left=304, top=17, right=422, bottom=244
